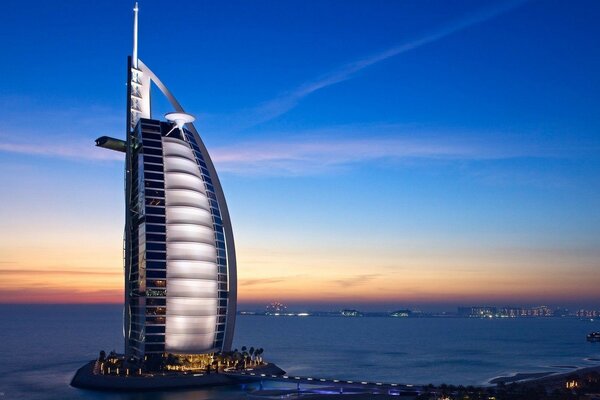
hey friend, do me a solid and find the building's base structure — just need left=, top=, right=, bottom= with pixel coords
left=70, top=360, right=286, bottom=392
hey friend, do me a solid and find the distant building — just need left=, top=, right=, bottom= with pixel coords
left=458, top=306, right=497, bottom=318
left=526, top=306, right=553, bottom=317
left=502, top=306, right=553, bottom=317
left=499, top=307, right=523, bottom=318
left=265, top=302, right=288, bottom=315
left=461, top=305, right=563, bottom=318
left=577, top=309, right=600, bottom=318
left=341, top=309, right=362, bottom=317
left=390, top=309, right=412, bottom=317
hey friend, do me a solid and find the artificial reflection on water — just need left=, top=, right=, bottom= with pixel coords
left=84, top=383, right=261, bottom=400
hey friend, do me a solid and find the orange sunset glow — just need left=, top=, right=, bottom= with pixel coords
left=1, top=0, right=599, bottom=313
left=2, top=233, right=597, bottom=307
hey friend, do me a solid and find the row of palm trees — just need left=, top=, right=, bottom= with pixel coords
left=214, top=346, right=266, bottom=371
left=95, top=346, right=267, bottom=374
left=96, top=350, right=127, bottom=375
left=152, top=346, right=267, bottom=372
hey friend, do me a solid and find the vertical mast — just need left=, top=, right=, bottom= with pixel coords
left=132, top=2, right=139, bottom=69
left=129, top=1, right=150, bottom=130
left=124, top=2, right=141, bottom=356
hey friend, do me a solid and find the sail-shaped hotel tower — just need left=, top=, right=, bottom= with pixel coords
left=96, top=3, right=236, bottom=363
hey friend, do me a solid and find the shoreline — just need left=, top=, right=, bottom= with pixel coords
left=71, top=357, right=600, bottom=394
left=490, top=363, right=600, bottom=388
left=519, top=363, right=600, bottom=387
left=489, top=371, right=555, bottom=385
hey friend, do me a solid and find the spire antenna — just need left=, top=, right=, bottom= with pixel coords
left=132, top=2, right=139, bottom=69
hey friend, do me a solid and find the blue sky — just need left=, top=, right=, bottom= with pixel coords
left=1, top=0, right=599, bottom=310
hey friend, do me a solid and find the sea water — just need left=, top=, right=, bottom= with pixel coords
left=1, top=305, right=599, bottom=399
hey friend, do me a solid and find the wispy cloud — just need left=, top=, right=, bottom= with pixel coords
left=0, top=2, right=528, bottom=167
left=0, top=268, right=119, bottom=276
left=332, top=274, right=383, bottom=288
left=0, top=101, right=123, bottom=162
left=240, top=275, right=307, bottom=287
left=0, top=288, right=123, bottom=303
left=0, top=141, right=123, bottom=161
left=240, top=277, right=287, bottom=287
left=1, top=123, right=578, bottom=175
left=209, top=124, right=568, bottom=176
left=215, top=0, right=526, bottom=130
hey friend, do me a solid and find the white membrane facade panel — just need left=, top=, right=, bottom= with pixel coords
left=167, top=260, right=217, bottom=280
left=166, top=207, right=213, bottom=225
left=167, top=189, right=209, bottom=209
left=167, top=242, right=216, bottom=262
left=166, top=315, right=218, bottom=334
left=164, top=157, right=202, bottom=177
left=168, top=278, right=217, bottom=298
left=167, top=224, right=214, bottom=244
left=167, top=298, right=218, bottom=316
left=163, top=140, right=197, bottom=160
left=163, top=136, right=218, bottom=354
left=165, top=333, right=215, bottom=353
left=164, top=172, right=206, bottom=193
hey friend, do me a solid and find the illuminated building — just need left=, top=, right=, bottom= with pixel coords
left=96, top=3, right=236, bottom=362
left=577, top=309, right=600, bottom=318
left=499, top=305, right=554, bottom=317
left=265, top=302, right=288, bottom=315
left=457, top=306, right=497, bottom=318
left=341, top=309, right=362, bottom=317
left=460, top=305, right=560, bottom=318
left=390, top=310, right=411, bottom=318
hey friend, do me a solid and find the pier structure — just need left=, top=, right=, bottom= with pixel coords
left=229, top=370, right=423, bottom=397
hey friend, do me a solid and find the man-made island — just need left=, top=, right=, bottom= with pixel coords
left=72, top=355, right=600, bottom=399
left=71, top=347, right=286, bottom=391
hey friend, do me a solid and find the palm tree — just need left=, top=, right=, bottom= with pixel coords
left=233, top=351, right=243, bottom=370
left=166, top=353, right=177, bottom=367
left=230, top=351, right=239, bottom=369
left=257, top=348, right=264, bottom=363
left=215, top=354, right=224, bottom=372
left=249, top=347, right=255, bottom=364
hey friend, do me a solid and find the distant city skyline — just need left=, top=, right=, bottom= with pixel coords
left=236, top=301, right=600, bottom=314
left=238, top=302, right=599, bottom=316
left=1, top=0, right=600, bottom=309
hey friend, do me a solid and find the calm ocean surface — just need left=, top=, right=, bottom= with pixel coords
left=1, top=305, right=599, bottom=399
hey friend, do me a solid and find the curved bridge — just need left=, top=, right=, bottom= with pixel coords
left=227, top=370, right=423, bottom=396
